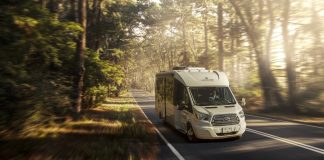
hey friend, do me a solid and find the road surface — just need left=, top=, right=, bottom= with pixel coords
left=131, top=89, right=324, bottom=160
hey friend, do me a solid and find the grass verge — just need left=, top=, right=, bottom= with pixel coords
left=0, top=93, right=159, bottom=160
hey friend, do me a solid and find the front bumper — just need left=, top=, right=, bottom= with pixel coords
left=192, top=120, right=246, bottom=139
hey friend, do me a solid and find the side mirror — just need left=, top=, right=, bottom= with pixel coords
left=241, top=98, right=246, bottom=106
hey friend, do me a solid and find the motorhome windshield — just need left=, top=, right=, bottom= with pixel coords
left=190, top=87, right=236, bottom=106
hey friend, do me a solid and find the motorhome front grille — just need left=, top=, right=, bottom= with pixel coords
left=211, top=114, right=240, bottom=126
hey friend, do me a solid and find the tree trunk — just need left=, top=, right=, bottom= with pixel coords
left=311, top=2, right=322, bottom=75
left=48, top=0, right=59, bottom=13
left=72, top=0, right=87, bottom=117
left=262, top=0, right=275, bottom=107
left=203, top=0, right=209, bottom=56
left=258, top=0, right=273, bottom=108
left=87, top=0, right=101, bottom=50
left=40, top=0, right=47, bottom=8
left=94, top=0, right=102, bottom=50
left=282, top=0, right=297, bottom=112
left=181, top=16, right=189, bottom=66
left=217, top=2, right=224, bottom=71
left=67, top=0, right=76, bottom=21
left=265, top=0, right=274, bottom=63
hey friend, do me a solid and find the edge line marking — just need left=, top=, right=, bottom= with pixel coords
left=246, top=114, right=324, bottom=130
left=131, top=91, right=185, bottom=160
left=247, top=128, right=324, bottom=155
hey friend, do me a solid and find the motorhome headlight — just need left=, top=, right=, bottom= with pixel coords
left=238, top=110, right=245, bottom=118
left=195, top=111, right=210, bottom=121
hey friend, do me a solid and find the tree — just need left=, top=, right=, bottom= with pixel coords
left=0, top=0, right=82, bottom=131
left=217, top=1, right=224, bottom=71
left=265, top=0, right=274, bottom=65
left=229, top=0, right=285, bottom=109
left=310, top=0, right=322, bottom=75
left=282, top=0, right=297, bottom=112
left=180, top=1, right=190, bottom=66
left=72, top=0, right=87, bottom=116
left=203, top=0, right=209, bottom=57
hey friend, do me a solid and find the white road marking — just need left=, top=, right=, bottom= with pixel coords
left=246, top=114, right=324, bottom=130
left=131, top=93, right=185, bottom=160
left=246, top=128, right=324, bottom=155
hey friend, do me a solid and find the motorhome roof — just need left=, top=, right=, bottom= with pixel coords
left=172, top=66, right=206, bottom=71
left=156, top=67, right=230, bottom=87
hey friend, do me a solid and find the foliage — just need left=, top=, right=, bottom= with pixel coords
left=0, top=1, right=81, bottom=133
left=0, top=0, right=158, bottom=134
left=84, top=50, right=125, bottom=104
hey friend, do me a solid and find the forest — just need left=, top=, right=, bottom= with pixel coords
left=0, top=0, right=324, bottom=137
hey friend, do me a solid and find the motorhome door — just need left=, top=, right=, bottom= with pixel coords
left=156, top=77, right=166, bottom=120
left=174, top=80, right=191, bottom=131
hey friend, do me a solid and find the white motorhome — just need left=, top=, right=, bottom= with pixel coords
left=155, top=67, right=246, bottom=141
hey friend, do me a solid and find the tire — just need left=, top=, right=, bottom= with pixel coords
left=159, top=112, right=167, bottom=124
left=187, top=124, right=198, bottom=142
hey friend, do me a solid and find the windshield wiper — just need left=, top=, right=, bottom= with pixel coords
left=195, top=102, right=212, bottom=106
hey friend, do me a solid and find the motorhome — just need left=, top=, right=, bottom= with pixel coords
left=155, top=67, right=246, bottom=141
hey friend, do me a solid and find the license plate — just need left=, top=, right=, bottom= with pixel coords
left=222, top=127, right=233, bottom=133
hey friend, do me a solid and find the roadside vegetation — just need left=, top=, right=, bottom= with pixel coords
left=0, top=94, right=159, bottom=159
left=0, top=0, right=155, bottom=136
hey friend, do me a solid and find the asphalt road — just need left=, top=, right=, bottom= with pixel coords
left=131, top=89, right=324, bottom=160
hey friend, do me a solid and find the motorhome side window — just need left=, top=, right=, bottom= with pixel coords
left=165, top=76, right=174, bottom=103
left=156, top=77, right=164, bottom=99
left=174, top=79, right=192, bottom=112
